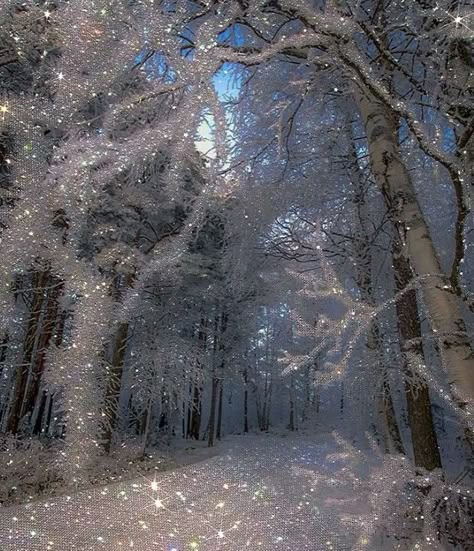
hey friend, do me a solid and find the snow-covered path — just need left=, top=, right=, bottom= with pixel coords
left=0, top=434, right=381, bottom=551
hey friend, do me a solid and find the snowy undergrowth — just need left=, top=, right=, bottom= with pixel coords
left=276, top=431, right=473, bottom=550
left=367, top=457, right=474, bottom=550
left=0, top=435, right=217, bottom=507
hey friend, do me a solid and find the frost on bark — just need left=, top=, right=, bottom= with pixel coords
left=350, top=96, right=439, bottom=468
left=355, top=85, right=474, bottom=412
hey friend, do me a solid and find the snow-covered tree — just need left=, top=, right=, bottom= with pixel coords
left=0, top=1, right=473, bottom=546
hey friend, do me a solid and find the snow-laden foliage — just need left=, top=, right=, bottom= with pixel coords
left=0, top=0, right=473, bottom=548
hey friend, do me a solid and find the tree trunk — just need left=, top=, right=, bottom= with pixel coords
left=182, top=397, right=186, bottom=439
left=216, top=380, right=223, bottom=440
left=158, top=395, right=169, bottom=433
left=367, top=317, right=405, bottom=454
left=355, top=86, right=442, bottom=469
left=101, top=272, right=134, bottom=453
left=339, top=381, right=344, bottom=418
left=265, top=380, right=272, bottom=431
left=243, top=368, right=249, bottom=433
left=34, top=310, right=67, bottom=435
left=381, top=379, right=405, bottom=454
left=33, top=391, right=48, bottom=436
left=141, top=398, right=152, bottom=458
left=355, top=85, right=474, bottom=408
left=189, top=317, right=207, bottom=440
left=350, top=137, right=405, bottom=455
left=255, top=388, right=262, bottom=431
left=186, top=382, right=192, bottom=438
left=45, top=392, right=54, bottom=435
left=188, top=384, right=202, bottom=440
left=392, top=239, right=442, bottom=470
left=215, top=311, right=227, bottom=442
left=288, top=373, right=295, bottom=431
left=22, top=278, right=63, bottom=428
left=6, top=270, right=49, bottom=434
left=208, top=312, right=221, bottom=448
left=207, top=375, right=218, bottom=447
left=101, top=320, right=129, bottom=453
left=0, top=332, right=10, bottom=426
left=0, top=332, right=8, bottom=374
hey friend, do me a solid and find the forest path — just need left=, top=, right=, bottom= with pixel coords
left=0, top=434, right=381, bottom=551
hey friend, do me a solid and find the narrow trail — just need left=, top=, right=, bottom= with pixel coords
left=0, top=434, right=383, bottom=551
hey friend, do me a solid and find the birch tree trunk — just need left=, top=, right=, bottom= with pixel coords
left=350, top=131, right=405, bottom=454
left=392, top=240, right=442, bottom=470
left=355, top=85, right=474, bottom=409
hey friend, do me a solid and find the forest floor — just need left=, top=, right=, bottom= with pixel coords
left=0, top=436, right=219, bottom=507
left=0, top=432, right=419, bottom=550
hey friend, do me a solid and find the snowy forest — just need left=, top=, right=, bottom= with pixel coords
left=0, top=0, right=473, bottom=549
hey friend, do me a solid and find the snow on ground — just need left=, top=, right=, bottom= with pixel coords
left=0, top=436, right=220, bottom=508
left=0, top=434, right=394, bottom=550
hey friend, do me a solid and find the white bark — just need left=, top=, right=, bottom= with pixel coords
left=355, top=85, right=474, bottom=408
